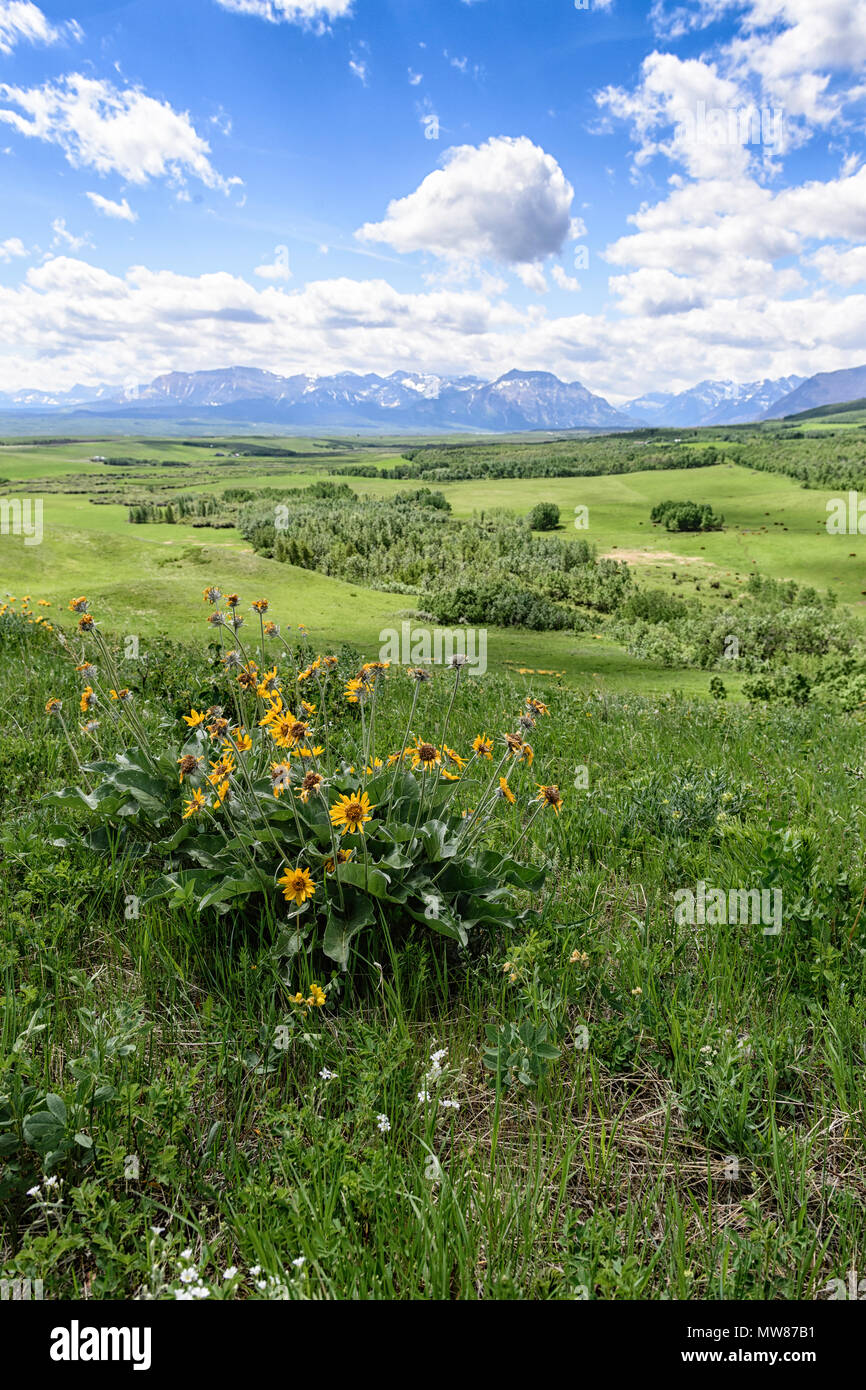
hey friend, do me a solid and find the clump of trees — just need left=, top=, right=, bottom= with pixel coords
left=650, top=499, right=724, bottom=531
left=336, top=439, right=725, bottom=483
left=128, top=494, right=230, bottom=525
left=612, top=575, right=851, bottom=676
left=238, top=491, right=632, bottom=630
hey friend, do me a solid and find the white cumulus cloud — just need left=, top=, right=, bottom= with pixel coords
left=356, top=135, right=575, bottom=266
left=552, top=265, right=581, bottom=291
left=3, top=253, right=866, bottom=405
left=811, top=243, right=866, bottom=287
left=0, top=234, right=26, bottom=260
left=51, top=217, right=90, bottom=251
left=0, top=74, right=239, bottom=192
left=254, top=248, right=292, bottom=281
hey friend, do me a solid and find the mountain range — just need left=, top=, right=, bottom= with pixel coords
left=0, top=364, right=861, bottom=432
left=625, top=376, right=806, bottom=428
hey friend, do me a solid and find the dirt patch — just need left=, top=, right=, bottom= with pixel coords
left=600, top=547, right=710, bottom=567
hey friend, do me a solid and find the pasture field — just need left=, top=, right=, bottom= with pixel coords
left=2, top=426, right=865, bottom=1306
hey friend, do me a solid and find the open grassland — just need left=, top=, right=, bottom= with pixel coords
left=2, top=435, right=863, bottom=698
left=433, top=463, right=866, bottom=609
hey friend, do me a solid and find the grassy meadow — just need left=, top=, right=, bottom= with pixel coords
left=1, top=425, right=865, bottom=1303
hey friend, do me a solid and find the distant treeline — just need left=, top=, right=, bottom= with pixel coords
left=107, top=457, right=187, bottom=468
left=327, top=440, right=726, bottom=482
left=726, top=436, right=866, bottom=492
left=320, top=430, right=866, bottom=492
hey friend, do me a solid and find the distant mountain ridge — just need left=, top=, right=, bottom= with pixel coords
left=1, top=362, right=864, bottom=432
left=0, top=367, right=636, bottom=432
left=762, top=365, right=866, bottom=419
left=624, top=376, right=806, bottom=428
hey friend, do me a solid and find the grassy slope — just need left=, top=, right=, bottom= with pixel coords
left=1, top=616, right=864, bottom=1300
left=0, top=525, right=726, bottom=696
left=430, top=462, right=866, bottom=609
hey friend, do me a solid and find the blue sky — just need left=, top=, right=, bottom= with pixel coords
left=0, top=0, right=865, bottom=400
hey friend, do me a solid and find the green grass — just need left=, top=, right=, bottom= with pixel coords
left=0, top=524, right=730, bottom=696
left=2, top=436, right=862, bottom=699
left=2, top=429, right=864, bottom=1304
left=2, top=612, right=864, bottom=1300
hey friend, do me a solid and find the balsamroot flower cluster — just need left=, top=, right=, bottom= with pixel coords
left=44, top=588, right=563, bottom=979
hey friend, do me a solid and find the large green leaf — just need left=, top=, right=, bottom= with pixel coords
left=322, top=890, right=375, bottom=968
left=477, top=849, right=546, bottom=892
left=376, top=822, right=415, bottom=845
left=459, top=895, right=519, bottom=930
left=23, top=1111, right=66, bottom=1149
left=197, top=871, right=269, bottom=911
left=336, top=861, right=395, bottom=899
left=405, top=895, right=468, bottom=946
left=111, top=769, right=171, bottom=820
left=183, top=835, right=235, bottom=870
left=416, top=819, right=458, bottom=862
left=43, top=783, right=126, bottom=814
left=385, top=771, right=422, bottom=808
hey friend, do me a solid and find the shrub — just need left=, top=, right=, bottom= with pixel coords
left=621, top=589, right=687, bottom=625
left=238, top=493, right=631, bottom=628
left=527, top=502, right=560, bottom=531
